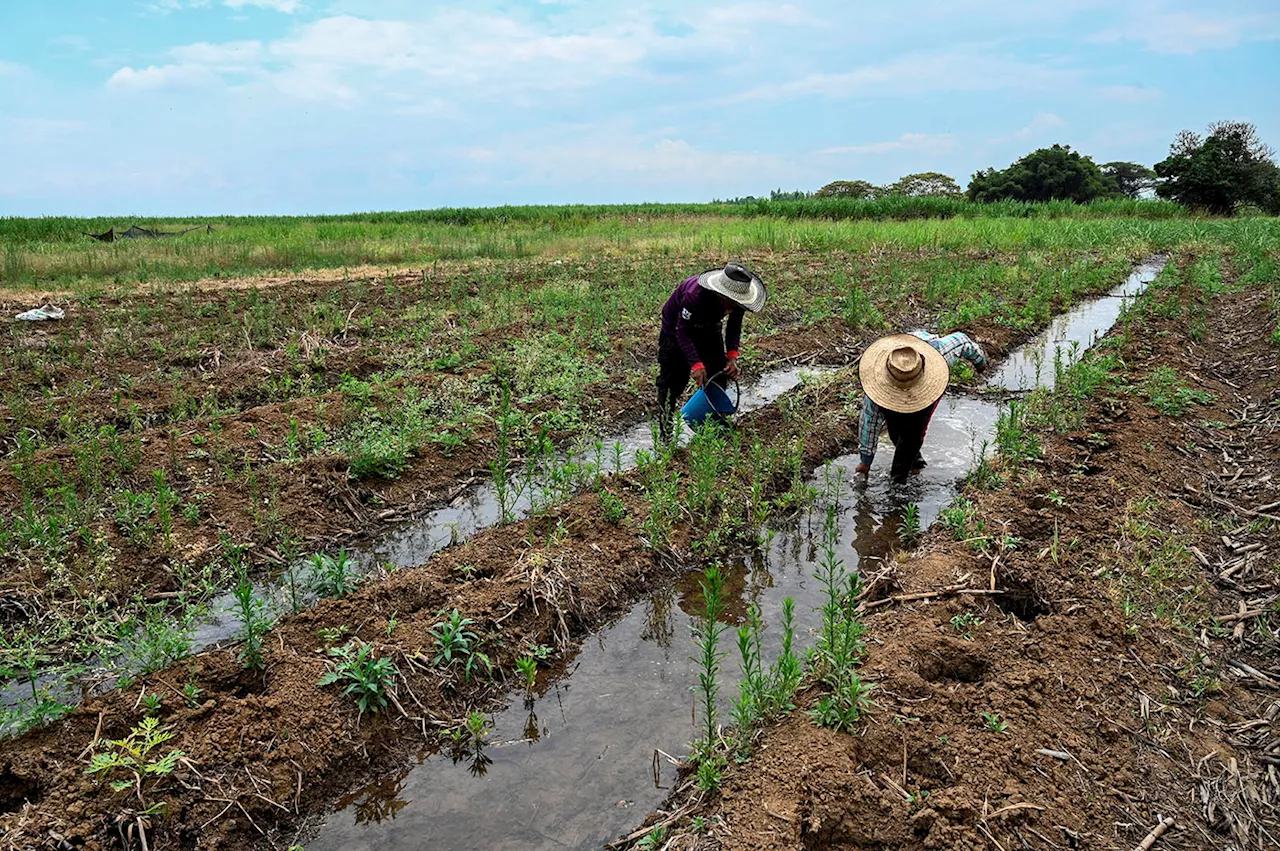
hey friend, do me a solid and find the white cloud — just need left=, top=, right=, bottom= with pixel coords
left=459, top=131, right=798, bottom=189
left=0, top=59, right=29, bottom=76
left=728, top=51, right=1084, bottom=102
left=225, top=0, right=301, bottom=11
left=989, top=112, right=1067, bottom=144
left=106, top=63, right=220, bottom=91
left=170, top=40, right=264, bottom=69
left=1090, top=9, right=1280, bottom=54
left=817, top=133, right=956, bottom=156
left=1012, top=112, right=1066, bottom=139
left=107, top=11, right=672, bottom=100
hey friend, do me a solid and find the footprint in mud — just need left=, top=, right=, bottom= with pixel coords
left=0, top=768, right=41, bottom=815
left=915, top=636, right=991, bottom=684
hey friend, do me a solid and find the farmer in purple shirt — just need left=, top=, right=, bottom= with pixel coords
left=656, top=262, right=767, bottom=440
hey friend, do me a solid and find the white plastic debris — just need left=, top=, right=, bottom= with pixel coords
left=15, top=304, right=64, bottom=322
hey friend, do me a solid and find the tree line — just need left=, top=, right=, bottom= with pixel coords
left=740, top=121, right=1279, bottom=216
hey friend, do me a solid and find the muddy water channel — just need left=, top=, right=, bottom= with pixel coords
left=0, top=367, right=828, bottom=723
left=309, top=259, right=1167, bottom=851
left=311, top=398, right=997, bottom=851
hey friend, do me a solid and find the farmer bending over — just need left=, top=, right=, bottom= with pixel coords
left=855, top=331, right=987, bottom=482
left=656, top=262, right=767, bottom=440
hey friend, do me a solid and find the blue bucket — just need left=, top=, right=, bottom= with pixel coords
left=681, top=377, right=739, bottom=427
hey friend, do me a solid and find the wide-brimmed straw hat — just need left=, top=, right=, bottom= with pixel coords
left=859, top=334, right=949, bottom=413
left=697, top=262, right=766, bottom=313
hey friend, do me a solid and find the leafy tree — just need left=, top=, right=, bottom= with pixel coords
left=816, top=180, right=879, bottom=199
left=1154, top=121, right=1280, bottom=215
left=883, top=172, right=963, bottom=198
left=967, top=145, right=1114, bottom=203
left=1101, top=162, right=1156, bottom=199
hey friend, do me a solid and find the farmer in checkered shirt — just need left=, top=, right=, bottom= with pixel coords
left=855, top=330, right=987, bottom=482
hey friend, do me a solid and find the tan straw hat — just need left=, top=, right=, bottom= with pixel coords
left=859, top=334, right=949, bottom=413
left=697, top=262, right=766, bottom=312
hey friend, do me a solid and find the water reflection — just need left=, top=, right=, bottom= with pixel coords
left=311, top=396, right=1001, bottom=851
left=309, top=259, right=1163, bottom=850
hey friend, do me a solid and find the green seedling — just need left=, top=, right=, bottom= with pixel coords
left=85, top=716, right=186, bottom=815
left=982, top=711, right=1009, bottom=733
left=317, top=641, right=398, bottom=719
left=897, top=503, right=922, bottom=546
left=318, top=625, right=350, bottom=645
left=310, top=549, right=360, bottom=597
left=464, top=710, right=490, bottom=742
left=182, top=681, right=203, bottom=708
left=526, top=643, right=554, bottom=661
left=429, top=610, right=492, bottom=681
left=1045, top=490, right=1066, bottom=507
left=232, top=570, right=271, bottom=670
left=807, top=672, right=876, bottom=732
left=906, top=788, right=930, bottom=810
left=635, top=825, right=668, bottom=850
left=691, top=564, right=729, bottom=758
left=696, top=754, right=725, bottom=792
left=141, top=693, right=163, bottom=715
left=515, top=655, right=538, bottom=691
left=598, top=488, right=626, bottom=525
left=950, top=612, right=985, bottom=641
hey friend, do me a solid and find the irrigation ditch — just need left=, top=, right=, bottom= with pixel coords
left=4, top=254, right=1276, bottom=851
left=300, top=263, right=1170, bottom=850
left=620, top=258, right=1280, bottom=850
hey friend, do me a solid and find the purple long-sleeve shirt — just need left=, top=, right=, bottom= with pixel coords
left=660, top=275, right=745, bottom=368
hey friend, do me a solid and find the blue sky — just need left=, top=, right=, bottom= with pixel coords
left=1, top=0, right=1277, bottom=215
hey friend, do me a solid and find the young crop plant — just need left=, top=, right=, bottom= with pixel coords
left=939, top=497, right=975, bottom=539
left=809, top=487, right=877, bottom=733
left=317, top=641, right=399, bottom=719
left=635, top=825, right=668, bottom=850
left=731, top=598, right=803, bottom=740
left=950, top=611, right=985, bottom=641
left=516, top=655, right=538, bottom=691
left=696, top=752, right=727, bottom=792
left=691, top=564, right=729, bottom=761
left=995, top=401, right=1041, bottom=466
left=897, top=503, right=922, bottom=546
left=1138, top=367, right=1215, bottom=417
left=982, top=711, right=1009, bottom=734
left=807, top=673, right=876, bottom=733
left=598, top=487, right=627, bottom=525
left=116, top=605, right=194, bottom=676
left=310, top=549, right=360, bottom=597
left=232, top=570, right=272, bottom=670
left=182, top=680, right=203, bottom=708
left=429, top=609, right=493, bottom=682
left=85, top=716, right=187, bottom=818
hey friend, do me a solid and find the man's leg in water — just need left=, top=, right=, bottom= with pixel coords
left=655, top=332, right=690, bottom=442
left=886, top=402, right=938, bottom=482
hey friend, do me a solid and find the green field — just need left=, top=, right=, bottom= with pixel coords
left=1, top=197, right=1197, bottom=288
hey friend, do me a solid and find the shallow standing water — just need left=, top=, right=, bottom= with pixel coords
left=984, top=257, right=1166, bottom=392
left=0, top=367, right=830, bottom=724
left=309, top=258, right=1167, bottom=851
left=310, top=397, right=999, bottom=851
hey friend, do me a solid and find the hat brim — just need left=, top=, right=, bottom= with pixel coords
left=858, top=334, right=949, bottom=413
left=697, top=268, right=767, bottom=313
